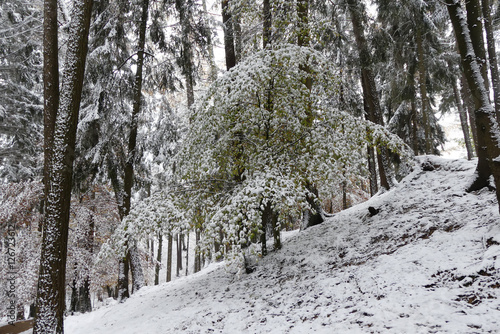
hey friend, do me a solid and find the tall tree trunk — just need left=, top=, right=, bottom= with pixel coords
left=447, top=0, right=500, bottom=211
left=451, top=76, right=474, bottom=160
left=33, top=0, right=94, bottom=332
left=175, top=0, right=195, bottom=107
left=41, top=0, right=59, bottom=231
left=367, top=146, right=378, bottom=196
left=416, top=28, right=431, bottom=154
left=411, top=98, right=419, bottom=155
left=185, top=232, right=189, bottom=276
left=176, top=233, right=182, bottom=276
left=482, top=0, right=500, bottom=121
left=166, top=232, right=172, bottom=282
left=348, top=0, right=392, bottom=190
left=155, top=232, right=162, bottom=285
left=221, top=0, right=236, bottom=70
left=263, top=0, right=271, bottom=48
left=461, top=74, right=479, bottom=153
left=202, top=0, right=217, bottom=81
left=465, top=0, right=490, bottom=93
left=194, top=228, right=201, bottom=273
left=118, top=0, right=149, bottom=300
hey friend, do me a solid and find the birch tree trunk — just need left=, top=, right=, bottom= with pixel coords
left=34, top=0, right=94, bottom=332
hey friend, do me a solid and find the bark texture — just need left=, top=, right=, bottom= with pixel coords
left=447, top=0, right=500, bottom=211
left=34, top=0, right=94, bottom=332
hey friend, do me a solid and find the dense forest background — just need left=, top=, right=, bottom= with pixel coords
left=1, top=0, right=500, bottom=333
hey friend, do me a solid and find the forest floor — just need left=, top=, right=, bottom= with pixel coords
left=22, top=155, right=500, bottom=333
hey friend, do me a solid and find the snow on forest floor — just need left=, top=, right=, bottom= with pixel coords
left=27, top=156, right=500, bottom=333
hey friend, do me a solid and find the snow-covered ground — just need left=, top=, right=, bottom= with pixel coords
left=23, top=155, right=496, bottom=333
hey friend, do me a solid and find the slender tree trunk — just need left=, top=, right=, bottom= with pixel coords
left=416, top=28, right=431, bottom=154
left=166, top=232, right=172, bottom=282
left=411, top=98, right=419, bottom=154
left=451, top=76, right=474, bottom=160
left=461, top=74, right=479, bottom=153
left=221, top=0, right=236, bottom=70
left=33, top=0, right=94, bottom=332
left=367, top=146, right=378, bottom=196
left=185, top=232, right=189, bottom=276
left=118, top=0, right=149, bottom=300
left=175, top=0, right=195, bottom=107
left=194, top=229, right=201, bottom=273
left=482, top=0, right=500, bottom=121
left=176, top=233, right=182, bottom=276
left=155, top=232, right=162, bottom=285
left=348, top=0, right=392, bottom=190
left=447, top=0, right=500, bottom=211
left=202, top=0, right=217, bottom=80
left=263, top=0, right=271, bottom=48
left=272, top=208, right=281, bottom=250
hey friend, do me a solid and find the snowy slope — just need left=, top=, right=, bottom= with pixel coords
left=51, top=157, right=500, bottom=333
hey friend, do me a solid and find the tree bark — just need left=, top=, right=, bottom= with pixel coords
left=34, top=0, right=94, bottom=332
left=461, top=74, right=478, bottom=152
left=202, top=0, right=217, bottom=81
left=465, top=0, right=490, bottom=93
left=348, top=0, right=392, bottom=190
left=41, top=0, right=59, bottom=232
left=447, top=0, right=500, bottom=211
left=221, top=0, right=236, bottom=70
left=263, top=0, right=271, bottom=48
left=451, top=76, right=474, bottom=160
left=175, top=0, right=195, bottom=107
left=416, top=28, right=431, bottom=154
left=155, top=232, right=162, bottom=285
left=481, top=0, right=500, bottom=121
left=166, top=232, right=172, bottom=282
left=117, top=0, right=149, bottom=300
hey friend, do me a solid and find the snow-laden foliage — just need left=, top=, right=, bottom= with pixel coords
left=0, top=0, right=43, bottom=181
left=173, top=44, right=411, bottom=257
left=0, top=181, right=42, bottom=318
left=66, top=186, right=122, bottom=298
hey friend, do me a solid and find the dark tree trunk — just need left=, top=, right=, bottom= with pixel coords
left=33, top=0, right=94, bottom=332
left=348, top=0, right=392, bottom=190
left=41, top=0, right=59, bottom=231
left=482, top=0, right=500, bottom=121
left=194, top=229, right=201, bottom=273
left=367, top=146, right=378, bottom=196
left=202, top=0, right=217, bottom=81
left=176, top=233, right=182, bottom=276
left=416, top=28, right=431, bottom=154
left=117, top=0, right=149, bottom=301
left=447, top=0, right=500, bottom=211
left=411, top=98, right=419, bottom=155
left=155, top=233, right=162, bottom=285
left=175, top=0, right=195, bottom=107
left=263, top=0, right=271, bottom=48
left=221, top=0, right=236, bottom=70
left=166, top=232, right=172, bottom=282
left=461, top=74, right=479, bottom=153
left=465, top=0, right=490, bottom=93
left=451, top=76, right=474, bottom=160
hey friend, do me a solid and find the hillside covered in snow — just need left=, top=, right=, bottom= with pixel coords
left=53, top=156, right=500, bottom=333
